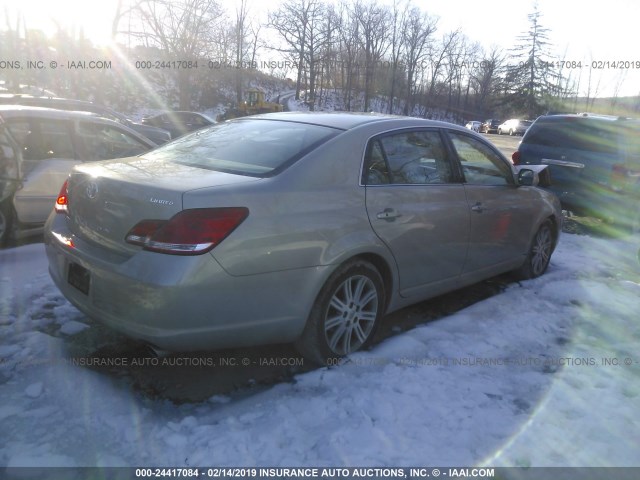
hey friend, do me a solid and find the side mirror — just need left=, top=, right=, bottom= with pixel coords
left=518, top=169, right=536, bottom=186
left=514, top=165, right=552, bottom=187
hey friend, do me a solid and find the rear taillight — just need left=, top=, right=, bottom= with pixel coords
left=125, top=207, right=249, bottom=255
left=55, top=180, right=69, bottom=213
left=511, top=151, right=521, bottom=165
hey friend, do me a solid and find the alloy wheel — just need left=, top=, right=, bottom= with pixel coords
left=531, top=225, right=552, bottom=276
left=324, top=275, right=379, bottom=356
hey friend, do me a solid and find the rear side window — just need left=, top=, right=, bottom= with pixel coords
left=77, top=122, right=150, bottom=160
left=144, top=119, right=340, bottom=176
left=6, top=118, right=75, bottom=161
left=364, top=130, right=453, bottom=185
left=524, top=118, right=618, bottom=154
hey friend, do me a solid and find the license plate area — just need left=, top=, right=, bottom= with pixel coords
left=68, top=262, right=90, bottom=295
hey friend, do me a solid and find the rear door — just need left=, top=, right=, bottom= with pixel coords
left=364, top=128, right=469, bottom=297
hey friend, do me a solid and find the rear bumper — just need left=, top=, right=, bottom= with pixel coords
left=44, top=214, right=328, bottom=351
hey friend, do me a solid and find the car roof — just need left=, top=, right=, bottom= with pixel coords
left=0, top=104, right=101, bottom=119
left=0, top=94, right=133, bottom=127
left=0, top=93, right=118, bottom=112
left=235, top=111, right=462, bottom=131
left=537, top=113, right=639, bottom=124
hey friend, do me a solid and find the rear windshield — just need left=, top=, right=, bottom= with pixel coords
left=143, top=119, right=341, bottom=176
left=524, top=117, right=618, bottom=154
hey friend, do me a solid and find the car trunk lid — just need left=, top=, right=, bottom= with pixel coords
left=65, top=156, right=258, bottom=254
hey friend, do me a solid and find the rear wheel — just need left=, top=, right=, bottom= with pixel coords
left=295, top=259, right=385, bottom=366
left=514, top=220, right=554, bottom=279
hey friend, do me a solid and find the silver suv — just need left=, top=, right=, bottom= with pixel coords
left=0, top=105, right=156, bottom=245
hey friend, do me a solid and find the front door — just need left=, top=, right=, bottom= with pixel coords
left=446, top=131, right=535, bottom=274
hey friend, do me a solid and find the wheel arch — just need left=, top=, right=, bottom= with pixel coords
left=545, top=213, right=561, bottom=249
left=349, top=252, right=394, bottom=312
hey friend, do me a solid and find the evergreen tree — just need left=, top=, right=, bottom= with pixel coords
left=504, top=4, right=559, bottom=117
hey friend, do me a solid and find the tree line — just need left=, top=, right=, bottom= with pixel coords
left=1, top=0, right=632, bottom=120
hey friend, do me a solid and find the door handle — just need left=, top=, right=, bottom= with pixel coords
left=376, top=208, right=401, bottom=220
left=471, top=202, right=484, bottom=213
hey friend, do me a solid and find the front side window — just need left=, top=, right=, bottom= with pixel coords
left=364, top=130, right=453, bottom=185
left=448, top=132, right=513, bottom=186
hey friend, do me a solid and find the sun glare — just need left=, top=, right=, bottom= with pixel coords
left=2, top=0, right=118, bottom=47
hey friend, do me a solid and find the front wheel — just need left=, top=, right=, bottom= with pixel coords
left=514, top=220, right=555, bottom=280
left=295, top=260, right=385, bottom=365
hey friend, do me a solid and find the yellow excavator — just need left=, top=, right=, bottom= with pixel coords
left=218, top=88, right=284, bottom=121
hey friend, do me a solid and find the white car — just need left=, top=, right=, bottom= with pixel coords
left=465, top=121, right=481, bottom=132
left=0, top=105, right=156, bottom=244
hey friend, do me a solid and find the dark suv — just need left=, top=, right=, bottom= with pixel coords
left=480, top=119, right=501, bottom=134
left=512, top=114, right=640, bottom=231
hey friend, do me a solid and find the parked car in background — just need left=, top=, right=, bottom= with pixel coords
left=480, top=119, right=501, bottom=134
left=17, top=85, right=59, bottom=97
left=498, top=119, right=532, bottom=136
left=0, top=122, right=21, bottom=246
left=512, top=113, right=640, bottom=231
left=0, top=94, right=172, bottom=145
left=0, top=105, right=156, bottom=244
left=45, top=112, right=561, bottom=364
left=465, top=121, right=481, bottom=132
left=141, top=111, right=216, bottom=138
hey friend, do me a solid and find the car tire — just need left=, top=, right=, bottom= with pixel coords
left=295, top=259, right=385, bottom=366
left=514, top=220, right=554, bottom=280
left=0, top=200, right=14, bottom=247
left=509, top=129, right=514, bottom=136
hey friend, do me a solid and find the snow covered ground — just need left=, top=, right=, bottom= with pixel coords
left=1, top=232, right=639, bottom=467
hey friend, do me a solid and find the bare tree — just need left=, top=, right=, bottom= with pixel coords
left=420, top=28, right=456, bottom=117
left=387, top=0, right=408, bottom=114
left=125, top=0, right=225, bottom=109
left=336, top=1, right=360, bottom=111
left=469, top=46, right=505, bottom=116
left=234, top=0, right=250, bottom=104
left=353, top=0, right=389, bottom=111
left=269, top=0, right=327, bottom=110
